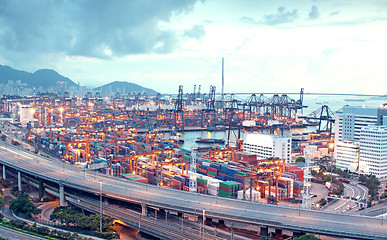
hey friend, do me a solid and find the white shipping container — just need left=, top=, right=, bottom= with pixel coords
left=202, top=161, right=211, bottom=167
left=208, top=182, right=219, bottom=196
left=138, top=157, right=148, bottom=162
left=237, top=189, right=260, bottom=201
left=242, top=120, right=256, bottom=127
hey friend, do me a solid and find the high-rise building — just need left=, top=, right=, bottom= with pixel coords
left=359, top=125, right=387, bottom=179
left=19, top=104, right=35, bottom=125
left=334, top=105, right=387, bottom=176
left=335, top=141, right=359, bottom=172
left=242, top=133, right=292, bottom=163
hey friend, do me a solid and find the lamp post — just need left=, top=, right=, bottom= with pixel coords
left=202, top=208, right=205, bottom=240
left=99, top=180, right=103, bottom=232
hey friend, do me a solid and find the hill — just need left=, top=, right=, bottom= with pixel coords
left=0, top=65, right=77, bottom=89
left=93, top=81, right=158, bottom=95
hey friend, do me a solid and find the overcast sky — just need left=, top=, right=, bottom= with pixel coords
left=0, top=0, right=386, bottom=94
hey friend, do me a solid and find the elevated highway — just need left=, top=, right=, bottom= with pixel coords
left=0, top=142, right=386, bottom=240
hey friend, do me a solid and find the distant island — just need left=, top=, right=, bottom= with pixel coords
left=0, top=65, right=158, bottom=96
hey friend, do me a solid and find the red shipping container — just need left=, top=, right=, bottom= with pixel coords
left=230, top=181, right=242, bottom=190
left=171, top=179, right=183, bottom=190
left=290, top=169, right=304, bottom=181
left=219, top=186, right=234, bottom=193
left=285, top=164, right=298, bottom=171
left=233, top=174, right=244, bottom=180
left=218, top=172, right=226, bottom=177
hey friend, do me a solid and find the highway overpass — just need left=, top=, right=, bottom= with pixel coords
left=0, top=142, right=386, bottom=240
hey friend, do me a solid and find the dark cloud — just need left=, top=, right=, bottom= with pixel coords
left=308, top=5, right=319, bottom=20
left=263, top=6, right=298, bottom=25
left=184, top=25, right=206, bottom=40
left=329, top=11, right=340, bottom=17
left=0, top=0, right=201, bottom=61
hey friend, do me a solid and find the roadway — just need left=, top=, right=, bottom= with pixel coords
left=324, top=182, right=368, bottom=213
left=0, top=225, right=46, bottom=240
left=0, top=142, right=386, bottom=239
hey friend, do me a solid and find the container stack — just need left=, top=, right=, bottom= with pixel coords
left=207, top=181, right=220, bottom=196
left=237, top=189, right=260, bottom=201
left=171, top=175, right=185, bottom=190
left=219, top=181, right=239, bottom=198
left=265, top=185, right=283, bottom=198
left=121, top=174, right=148, bottom=183
left=293, top=180, right=304, bottom=196
left=197, top=177, right=208, bottom=194
left=278, top=177, right=294, bottom=199
left=235, top=151, right=258, bottom=166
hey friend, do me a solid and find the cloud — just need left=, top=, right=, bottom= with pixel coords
left=0, top=0, right=200, bottom=62
left=184, top=25, right=206, bottom=40
left=240, top=16, right=258, bottom=24
left=308, top=5, right=319, bottom=20
left=263, top=6, right=298, bottom=25
left=329, top=11, right=340, bottom=17
left=235, top=38, right=250, bottom=51
left=322, top=47, right=342, bottom=55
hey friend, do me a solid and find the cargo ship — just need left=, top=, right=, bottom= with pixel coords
left=344, top=98, right=366, bottom=102
left=171, top=135, right=184, bottom=143
left=195, top=138, right=225, bottom=144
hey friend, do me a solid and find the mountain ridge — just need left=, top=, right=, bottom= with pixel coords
left=93, top=81, right=158, bottom=95
left=0, top=65, right=158, bottom=95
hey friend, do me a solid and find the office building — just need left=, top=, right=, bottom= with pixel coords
left=359, top=125, right=387, bottom=179
left=243, top=133, right=292, bottom=163
left=334, top=105, right=387, bottom=177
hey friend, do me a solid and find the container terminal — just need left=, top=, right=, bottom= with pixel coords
left=0, top=86, right=336, bottom=206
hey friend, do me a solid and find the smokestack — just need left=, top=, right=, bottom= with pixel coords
left=221, top=57, right=224, bottom=109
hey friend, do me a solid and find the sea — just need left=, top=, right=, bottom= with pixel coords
left=172, top=94, right=387, bottom=149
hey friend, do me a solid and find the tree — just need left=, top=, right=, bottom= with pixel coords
left=0, top=134, right=6, bottom=141
left=9, top=194, right=42, bottom=217
left=0, top=193, right=4, bottom=209
left=50, top=207, right=114, bottom=233
left=295, top=234, right=321, bottom=240
left=295, top=157, right=305, bottom=163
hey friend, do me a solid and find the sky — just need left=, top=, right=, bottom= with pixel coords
left=0, top=0, right=386, bottom=94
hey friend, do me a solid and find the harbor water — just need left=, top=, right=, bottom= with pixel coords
left=173, top=94, right=387, bottom=149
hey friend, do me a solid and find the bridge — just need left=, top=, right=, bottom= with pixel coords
left=0, top=142, right=386, bottom=240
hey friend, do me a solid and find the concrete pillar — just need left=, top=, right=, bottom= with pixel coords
left=275, top=228, right=282, bottom=238
left=2, top=165, right=6, bottom=180
left=205, top=217, right=213, bottom=226
left=260, top=226, right=269, bottom=240
left=141, top=203, right=147, bottom=216
left=38, top=179, right=44, bottom=201
left=18, top=171, right=22, bottom=192
left=59, top=184, right=65, bottom=206
left=159, top=209, right=166, bottom=217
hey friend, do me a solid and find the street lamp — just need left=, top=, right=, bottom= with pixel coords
left=99, top=180, right=103, bottom=232
left=202, top=208, right=206, bottom=240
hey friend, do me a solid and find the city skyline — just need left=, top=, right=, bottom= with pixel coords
left=0, top=0, right=387, bottom=94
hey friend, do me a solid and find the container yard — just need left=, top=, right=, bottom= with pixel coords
left=0, top=88, right=317, bottom=204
